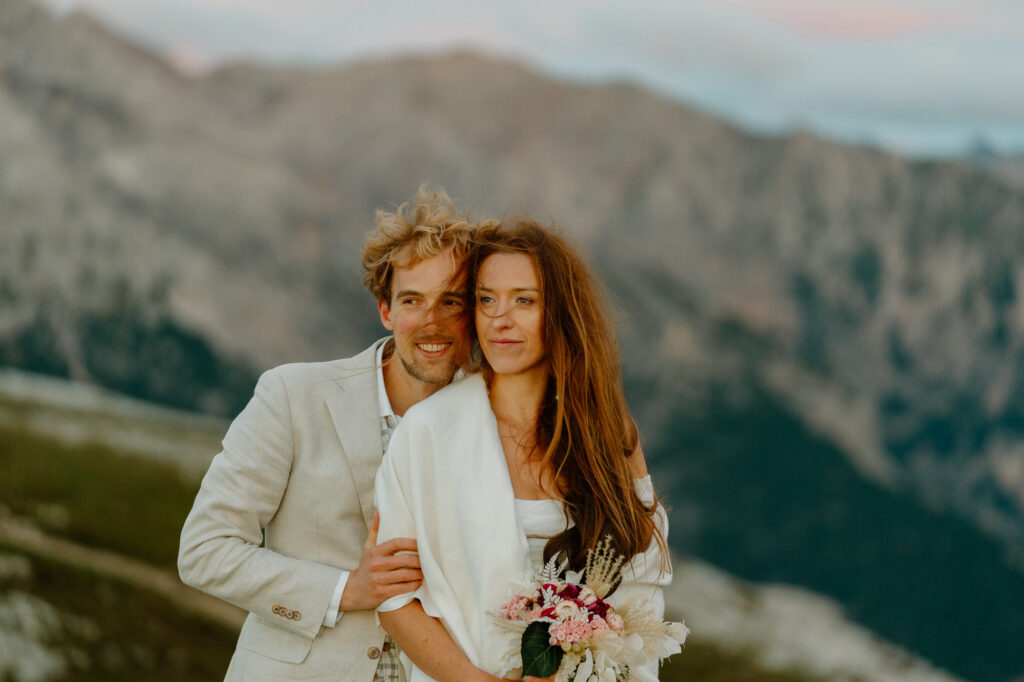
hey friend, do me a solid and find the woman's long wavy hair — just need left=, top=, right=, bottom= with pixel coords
left=470, top=218, right=665, bottom=574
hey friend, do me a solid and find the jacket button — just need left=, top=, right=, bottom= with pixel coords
left=367, top=646, right=381, bottom=660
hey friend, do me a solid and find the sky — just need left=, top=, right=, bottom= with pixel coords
left=38, top=0, right=1024, bottom=158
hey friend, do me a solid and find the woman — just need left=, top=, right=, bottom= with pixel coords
left=374, top=219, right=671, bottom=681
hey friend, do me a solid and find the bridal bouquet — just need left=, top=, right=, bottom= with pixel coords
left=494, top=538, right=688, bottom=681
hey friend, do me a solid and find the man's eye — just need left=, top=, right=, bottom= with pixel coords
left=444, top=299, right=465, bottom=307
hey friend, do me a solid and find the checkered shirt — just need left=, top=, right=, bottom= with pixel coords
left=373, top=413, right=406, bottom=682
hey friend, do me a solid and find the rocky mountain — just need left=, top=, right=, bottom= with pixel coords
left=2, top=0, right=1024, bottom=678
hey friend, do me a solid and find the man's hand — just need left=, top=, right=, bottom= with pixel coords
left=339, top=511, right=422, bottom=611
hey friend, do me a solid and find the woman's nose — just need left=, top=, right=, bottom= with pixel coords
left=491, top=303, right=514, bottom=326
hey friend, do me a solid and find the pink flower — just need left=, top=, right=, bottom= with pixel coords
left=498, top=595, right=531, bottom=620
left=606, top=612, right=624, bottom=631
left=549, top=619, right=595, bottom=645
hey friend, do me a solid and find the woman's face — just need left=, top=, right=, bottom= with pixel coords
left=475, top=252, right=546, bottom=378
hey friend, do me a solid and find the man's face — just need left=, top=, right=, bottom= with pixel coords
left=378, top=249, right=471, bottom=386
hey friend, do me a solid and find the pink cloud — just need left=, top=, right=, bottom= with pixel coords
left=728, top=0, right=974, bottom=39
left=166, top=42, right=216, bottom=76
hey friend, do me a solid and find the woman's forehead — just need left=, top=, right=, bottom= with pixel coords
left=477, top=252, right=538, bottom=287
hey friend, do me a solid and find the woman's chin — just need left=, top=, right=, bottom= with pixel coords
left=488, top=359, right=549, bottom=380
left=489, top=362, right=523, bottom=376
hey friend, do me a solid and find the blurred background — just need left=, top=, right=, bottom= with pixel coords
left=2, top=0, right=1024, bottom=680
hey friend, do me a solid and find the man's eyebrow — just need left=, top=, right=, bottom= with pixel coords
left=396, top=288, right=467, bottom=299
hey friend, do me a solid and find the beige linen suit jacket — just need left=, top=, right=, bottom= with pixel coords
left=179, top=340, right=392, bottom=681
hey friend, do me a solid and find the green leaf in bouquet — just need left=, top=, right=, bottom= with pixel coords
left=521, top=621, right=563, bottom=677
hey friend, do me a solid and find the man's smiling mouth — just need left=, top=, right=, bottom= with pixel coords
left=417, top=342, right=451, bottom=353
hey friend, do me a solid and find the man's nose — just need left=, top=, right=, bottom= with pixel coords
left=423, top=301, right=455, bottom=324
left=423, top=303, right=443, bottom=323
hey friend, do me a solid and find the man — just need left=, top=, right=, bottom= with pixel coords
left=179, top=188, right=496, bottom=681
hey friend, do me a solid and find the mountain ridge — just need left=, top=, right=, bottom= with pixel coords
left=2, top=1, right=1024, bottom=678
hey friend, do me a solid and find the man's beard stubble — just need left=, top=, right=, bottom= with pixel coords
left=398, top=352, right=459, bottom=386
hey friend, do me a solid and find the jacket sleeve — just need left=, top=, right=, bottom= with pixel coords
left=178, top=367, right=343, bottom=640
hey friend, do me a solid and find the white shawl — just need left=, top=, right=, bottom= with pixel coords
left=375, top=373, right=671, bottom=680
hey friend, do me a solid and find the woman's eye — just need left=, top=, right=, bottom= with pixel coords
left=516, top=296, right=533, bottom=305
left=478, top=295, right=494, bottom=304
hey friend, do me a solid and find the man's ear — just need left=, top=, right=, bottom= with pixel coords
left=378, top=299, right=394, bottom=331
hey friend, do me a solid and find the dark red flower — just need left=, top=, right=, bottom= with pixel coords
left=586, top=599, right=610, bottom=618
left=559, top=584, right=581, bottom=599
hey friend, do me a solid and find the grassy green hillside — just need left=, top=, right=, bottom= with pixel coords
left=0, top=417, right=242, bottom=679
left=1, top=428, right=199, bottom=569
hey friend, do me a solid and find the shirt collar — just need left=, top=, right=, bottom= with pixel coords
left=376, top=339, right=396, bottom=422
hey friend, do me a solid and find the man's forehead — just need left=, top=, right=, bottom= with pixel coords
left=391, top=249, right=468, bottom=294
left=392, top=243, right=460, bottom=267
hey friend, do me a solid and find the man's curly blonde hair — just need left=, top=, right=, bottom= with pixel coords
left=362, top=186, right=495, bottom=304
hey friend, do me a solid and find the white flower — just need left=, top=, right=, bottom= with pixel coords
left=669, top=621, right=690, bottom=644
left=578, top=587, right=597, bottom=605
left=646, top=634, right=683, bottom=660
left=573, top=649, right=594, bottom=682
left=591, top=650, right=621, bottom=682
left=644, top=621, right=690, bottom=660
left=554, top=600, right=581, bottom=619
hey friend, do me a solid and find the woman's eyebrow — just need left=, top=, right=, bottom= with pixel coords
left=476, top=284, right=539, bottom=293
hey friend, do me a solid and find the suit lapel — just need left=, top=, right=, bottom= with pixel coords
left=325, top=340, right=388, bottom=529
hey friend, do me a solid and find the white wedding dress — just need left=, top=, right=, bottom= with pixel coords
left=375, top=374, right=670, bottom=681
